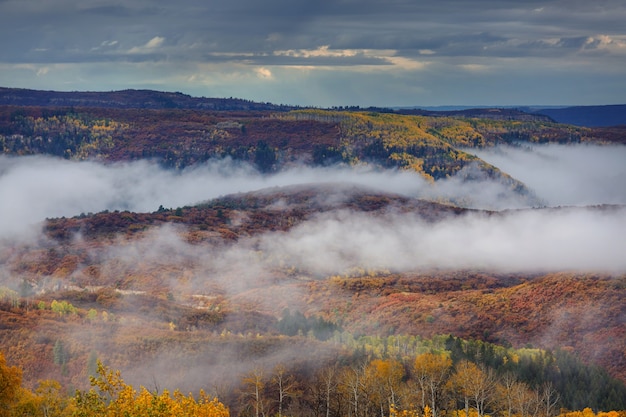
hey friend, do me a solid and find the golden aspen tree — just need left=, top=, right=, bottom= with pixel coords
left=450, top=360, right=480, bottom=417
left=449, top=361, right=498, bottom=417
left=338, top=362, right=367, bottom=417
left=0, top=352, right=22, bottom=417
left=413, top=353, right=452, bottom=417
left=73, top=361, right=229, bottom=417
left=365, top=358, right=405, bottom=416
left=240, top=367, right=267, bottom=417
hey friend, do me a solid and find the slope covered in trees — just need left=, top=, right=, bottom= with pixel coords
left=1, top=322, right=626, bottom=417
left=0, top=186, right=624, bottom=411
left=0, top=89, right=625, bottom=416
left=1, top=98, right=623, bottom=177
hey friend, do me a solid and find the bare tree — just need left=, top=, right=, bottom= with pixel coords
left=497, top=372, right=519, bottom=417
left=240, top=367, right=268, bottom=417
left=272, top=364, right=301, bottom=417
left=538, top=382, right=560, bottom=417
left=470, top=365, right=498, bottom=417
left=320, top=365, right=339, bottom=417
left=339, top=362, right=369, bottom=417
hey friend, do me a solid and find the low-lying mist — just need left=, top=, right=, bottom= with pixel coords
left=81, top=206, right=626, bottom=294
left=467, top=143, right=626, bottom=206
left=0, top=144, right=624, bottom=281
left=1, top=144, right=624, bottom=240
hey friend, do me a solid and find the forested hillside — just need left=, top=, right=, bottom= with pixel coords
left=1, top=186, right=625, bottom=413
left=1, top=97, right=624, bottom=177
left=0, top=89, right=625, bottom=417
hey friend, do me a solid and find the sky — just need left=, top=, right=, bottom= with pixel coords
left=1, top=0, right=625, bottom=107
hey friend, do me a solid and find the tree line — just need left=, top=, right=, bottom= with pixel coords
left=2, top=343, right=625, bottom=417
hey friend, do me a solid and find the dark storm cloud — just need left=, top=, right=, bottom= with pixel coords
left=0, top=0, right=625, bottom=105
left=3, top=0, right=624, bottom=61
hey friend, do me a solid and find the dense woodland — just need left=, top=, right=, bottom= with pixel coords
left=1, top=329, right=626, bottom=417
left=0, top=89, right=625, bottom=416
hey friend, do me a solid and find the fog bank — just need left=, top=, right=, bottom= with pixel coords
left=1, top=144, right=624, bottom=240
left=468, top=144, right=626, bottom=206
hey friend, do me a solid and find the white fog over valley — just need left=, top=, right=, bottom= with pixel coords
left=1, top=143, right=625, bottom=275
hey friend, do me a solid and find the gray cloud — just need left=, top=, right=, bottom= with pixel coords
left=1, top=0, right=625, bottom=105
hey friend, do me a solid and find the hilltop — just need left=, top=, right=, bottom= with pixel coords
left=0, top=87, right=296, bottom=111
left=529, top=104, right=626, bottom=127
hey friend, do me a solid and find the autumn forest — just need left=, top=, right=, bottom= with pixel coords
left=0, top=88, right=625, bottom=417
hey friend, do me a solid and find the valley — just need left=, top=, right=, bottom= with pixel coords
left=0, top=88, right=625, bottom=416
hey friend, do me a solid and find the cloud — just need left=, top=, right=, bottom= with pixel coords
left=36, top=67, right=49, bottom=76
left=259, top=206, right=626, bottom=274
left=128, top=36, right=165, bottom=54
left=457, top=63, right=490, bottom=72
left=91, top=40, right=119, bottom=51
left=0, top=155, right=424, bottom=239
left=467, top=144, right=626, bottom=206
left=255, top=67, right=273, bottom=79
left=2, top=0, right=625, bottom=105
left=582, top=35, right=626, bottom=54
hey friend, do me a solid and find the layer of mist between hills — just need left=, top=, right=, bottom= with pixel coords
left=0, top=143, right=625, bottom=276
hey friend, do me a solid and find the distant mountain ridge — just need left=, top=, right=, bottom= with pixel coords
left=3, top=87, right=625, bottom=127
left=396, top=107, right=554, bottom=122
left=529, top=104, right=626, bottom=127
left=0, top=87, right=296, bottom=111
left=399, top=104, right=626, bottom=127
left=1, top=89, right=624, bottom=193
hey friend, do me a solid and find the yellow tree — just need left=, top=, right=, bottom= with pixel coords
left=365, top=358, right=405, bottom=416
left=413, top=353, right=452, bottom=417
left=0, top=352, right=22, bottom=417
left=240, top=367, right=267, bottom=417
left=73, top=361, right=229, bottom=417
left=450, top=360, right=498, bottom=417
left=338, top=362, right=367, bottom=417
left=1, top=373, right=73, bottom=417
left=449, top=360, right=478, bottom=417
left=35, top=379, right=74, bottom=417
